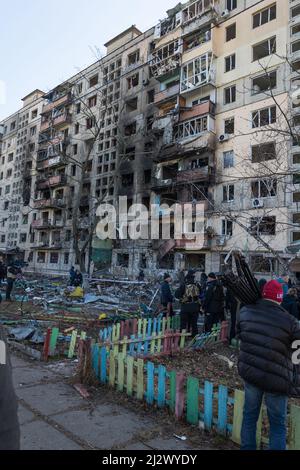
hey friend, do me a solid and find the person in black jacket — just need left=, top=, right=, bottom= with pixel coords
left=160, top=273, right=174, bottom=317
left=225, top=287, right=239, bottom=343
left=203, top=273, right=225, bottom=332
left=73, top=269, right=83, bottom=287
left=0, top=327, right=20, bottom=450
left=281, top=288, right=300, bottom=320
left=175, top=271, right=200, bottom=337
left=237, top=280, right=300, bottom=450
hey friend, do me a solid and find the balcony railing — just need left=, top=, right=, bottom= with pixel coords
left=40, top=113, right=72, bottom=132
left=36, top=155, right=67, bottom=171
left=34, top=198, right=66, bottom=209
left=31, top=220, right=52, bottom=230
left=42, top=93, right=72, bottom=115
left=176, top=166, right=209, bottom=184
left=179, top=100, right=215, bottom=122
left=36, top=174, right=67, bottom=190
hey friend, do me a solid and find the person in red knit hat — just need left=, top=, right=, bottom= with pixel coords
left=237, top=279, right=300, bottom=450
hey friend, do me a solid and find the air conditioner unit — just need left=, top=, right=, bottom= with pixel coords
left=252, top=198, right=264, bottom=209
left=219, top=134, right=230, bottom=143
left=221, top=9, right=230, bottom=19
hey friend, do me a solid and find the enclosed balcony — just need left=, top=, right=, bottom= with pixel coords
left=36, top=174, right=67, bottom=190
left=42, top=92, right=72, bottom=115
left=182, top=0, right=217, bottom=37
left=36, top=155, right=67, bottom=171
left=31, top=220, right=52, bottom=230
left=34, top=198, right=66, bottom=210
left=150, top=40, right=182, bottom=80
left=154, top=83, right=180, bottom=105
left=40, top=113, right=72, bottom=132
left=179, top=100, right=215, bottom=121
left=180, top=53, right=215, bottom=94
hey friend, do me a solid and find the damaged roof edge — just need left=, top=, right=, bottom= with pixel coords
left=104, top=25, right=143, bottom=48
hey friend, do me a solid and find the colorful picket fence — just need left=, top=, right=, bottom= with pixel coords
left=42, top=327, right=87, bottom=361
left=188, top=321, right=229, bottom=350
left=99, top=316, right=181, bottom=344
left=86, top=344, right=300, bottom=450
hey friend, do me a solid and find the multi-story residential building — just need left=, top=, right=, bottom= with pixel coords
left=1, top=1, right=300, bottom=280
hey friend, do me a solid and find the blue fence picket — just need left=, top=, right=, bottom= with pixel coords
left=147, top=362, right=155, bottom=405
left=217, top=385, right=228, bottom=435
left=92, top=344, right=100, bottom=378
left=204, top=381, right=214, bottom=431
left=100, top=347, right=107, bottom=383
left=157, top=365, right=166, bottom=408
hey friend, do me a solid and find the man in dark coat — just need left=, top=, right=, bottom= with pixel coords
left=281, top=288, right=300, bottom=320
left=0, top=327, right=20, bottom=450
left=160, top=273, right=174, bottom=317
left=237, top=280, right=300, bottom=450
left=225, top=287, right=239, bottom=343
left=175, top=270, right=200, bottom=338
left=203, top=273, right=225, bottom=332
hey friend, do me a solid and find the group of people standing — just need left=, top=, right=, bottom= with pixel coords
left=160, top=270, right=227, bottom=338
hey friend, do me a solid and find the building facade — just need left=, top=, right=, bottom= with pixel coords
left=0, top=0, right=299, bottom=279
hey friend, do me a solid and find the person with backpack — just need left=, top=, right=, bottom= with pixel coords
left=0, top=326, right=20, bottom=449
left=203, top=272, right=225, bottom=333
left=237, top=280, right=300, bottom=450
left=175, top=270, right=200, bottom=338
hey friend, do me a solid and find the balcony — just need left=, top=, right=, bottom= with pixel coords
left=176, top=166, right=209, bottom=184
left=154, top=84, right=180, bottom=105
left=151, top=177, right=174, bottom=190
left=36, top=155, right=67, bottom=171
left=31, top=220, right=52, bottom=230
left=34, top=198, right=66, bottom=210
left=42, top=93, right=72, bottom=115
left=36, top=174, right=67, bottom=190
left=179, top=100, right=215, bottom=122
left=182, top=1, right=217, bottom=37
left=40, top=113, right=72, bottom=132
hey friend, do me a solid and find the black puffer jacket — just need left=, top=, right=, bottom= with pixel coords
left=203, top=280, right=225, bottom=314
left=237, top=299, right=300, bottom=397
left=0, top=327, right=20, bottom=450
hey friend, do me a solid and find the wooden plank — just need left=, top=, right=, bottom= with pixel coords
left=100, top=347, right=107, bottom=383
left=147, top=318, right=152, bottom=337
left=138, top=319, right=142, bottom=336
left=157, top=365, right=166, bottom=408
left=122, top=336, right=128, bottom=358
left=126, top=355, right=134, bottom=397
left=136, top=358, right=144, bottom=400
left=80, top=331, right=87, bottom=341
left=162, top=318, right=167, bottom=335
left=92, top=344, right=100, bottom=378
left=146, top=362, right=155, bottom=405
left=232, top=390, right=245, bottom=445
left=42, top=328, right=52, bottom=362
left=180, top=330, right=186, bottom=349
left=289, top=404, right=300, bottom=450
left=187, top=377, right=199, bottom=425
left=169, top=371, right=176, bottom=412
left=150, top=333, right=156, bottom=355
left=49, top=327, right=59, bottom=356
left=117, top=353, right=125, bottom=392
left=142, top=319, right=147, bottom=339
left=68, top=330, right=78, bottom=359
left=109, top=351, right=116, bottom=388
left=167, top=317, right=171, bottom=331
left=204, top=381, right=214, bottom=431
left=175, top=373, right=186, bottom=419
left=217, top=385, right=228, bottom=435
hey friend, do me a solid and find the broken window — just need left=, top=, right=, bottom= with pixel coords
left=128, top=50, right=140, bottom=65
left=122, top=173, right=134, bottom=187
left=88, top=95, right=97, bottom=108
left=86, top=117, right=96, bottom=129
left=37, top=252, right=46, bottom=264
left=50, top=252, right=59, bottom=264
left=117, top=253, right=129, bottom=267
left=89, top=74, right=99, bottom=88
left=224, top=117, right=235, bottom=134
left=224, top=85, right=236, bottom=104
left=158, top=253, right=175, bottom=270
left=181, top=53, right=212, bottom=92
left=251, top=142, right=276, bottom=163
left=225, top=54, right=236, bottom=72
left=140, top=254, right=147, bottom=269
left=250, top=217, right=276, bottom=235
left=147, top=90, right=155, bottom=104
left=253, top=37, right=276, bottom=61
left=182, top=0, right=213, bottom=24
left=251, top=255, right=276, bottom=273
left=252, top=106, right=276, bottom=128
left=251, top=178, right=277, bottom=198
left=223, top=184, right=235, bottom=202
left=222, top=220, right=233, bottom=237
left=124, top=122, right=137, bottom=136
left=125, top=147, right=135, bottom=161
left=227, top=0, right=237, bottom=11
left=252, top=70, right=277, bottom=94
left=253, top=4, right=276, bottom=29
left=126, top=98, right=138, bottom=112
left=226, top=23, right=236, bottom=42
left=144, top=170, right=152, bottom=184
left=127, top=73, right=139, bottom=90
left=223, top=150, right=234, bottom=169
left=184, top=28, right=211, bottom=51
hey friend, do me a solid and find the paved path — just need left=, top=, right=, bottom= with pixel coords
left=11, top=354, right=235, bottom=451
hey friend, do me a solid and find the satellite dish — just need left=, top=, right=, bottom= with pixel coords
left=292, top=88, right=300, bottom=106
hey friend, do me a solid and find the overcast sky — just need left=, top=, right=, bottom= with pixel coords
left=0, top=0, right=177, bottom=120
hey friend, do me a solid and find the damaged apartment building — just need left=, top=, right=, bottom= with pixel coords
left=1, top=0, right=300, bottom=279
